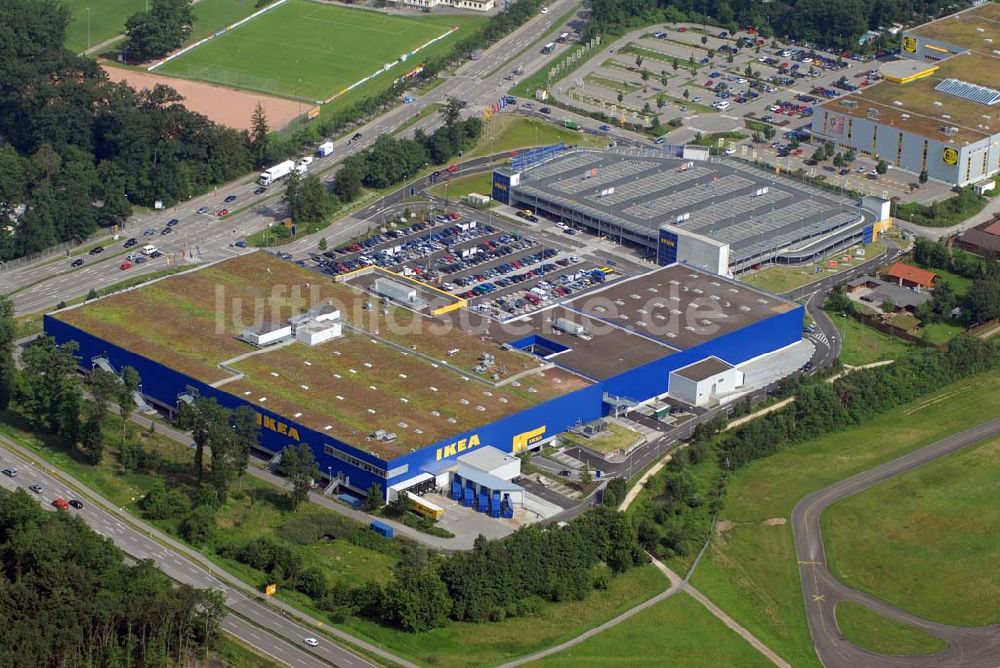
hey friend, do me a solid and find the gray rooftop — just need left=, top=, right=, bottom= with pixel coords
left=508, top=148, right=871, bottom=266
left=672, top=356, right=737, bottom=382
left=848, top=276, right=932, bottom=309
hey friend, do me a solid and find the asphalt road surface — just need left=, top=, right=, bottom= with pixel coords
left=792, top=418, right=1000, bottom=668
left=0, top=436, right=398, bottom=668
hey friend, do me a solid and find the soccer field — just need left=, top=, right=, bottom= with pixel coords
left=158, top=0, right=467, bottom=101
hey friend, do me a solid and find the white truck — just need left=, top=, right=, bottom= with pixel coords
left=316, top=141, right=334, bottom=158
left=258, top=160, right=307, bottom=186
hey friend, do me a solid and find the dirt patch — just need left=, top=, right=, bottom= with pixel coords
left=762, top=517, right=787, bottom=527
left=102, top=65, right=304, bottom=131
left=716, top=519, right=734, bottom=535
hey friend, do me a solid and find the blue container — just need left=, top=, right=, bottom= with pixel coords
left=370, top=520, right=394, bottom=538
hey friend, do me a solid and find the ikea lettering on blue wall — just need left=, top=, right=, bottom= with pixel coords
left=435, top=434, right=481, bottom=460
left=492, top=171, right=511, bottom=204
left=658, top=229, right=678, bottom=266
left=256, top=412, right=300, bottom=442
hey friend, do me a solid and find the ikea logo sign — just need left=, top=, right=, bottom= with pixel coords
left=513, top=426, right=545, bottom=453
left=659, top=237, right=676, bottom=248
left=435, top=434, right=481, bottom=460
left=256, top=412, right=300, bottom=442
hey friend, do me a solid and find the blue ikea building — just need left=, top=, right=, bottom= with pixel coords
left=44, top=261, right=801, bottom=500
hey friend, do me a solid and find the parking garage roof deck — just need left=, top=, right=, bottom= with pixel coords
left=509, top=149, right=865, bottom=265
left=488, top=264, right=798, bottom=380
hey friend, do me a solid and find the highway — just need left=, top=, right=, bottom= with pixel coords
left=0, top=434, right=417, bottom=668
left=792, top=418, right=1000, bottom=668
left=3, top=0, right=591, bottom=317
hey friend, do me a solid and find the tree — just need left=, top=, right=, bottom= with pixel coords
left=880, top=296, right=896, bottom=314
left=616, top=91, right=624, bottom=103
left=964, top=279, right=1000, bottom=324
left=602, top=477, right=627, bottom=507
left=365, top=483, right=384, bottom=511
left=318, top=237, right=327, bottom=251
left=117, top=366, right=140, bottom=447
left=178, top=397, right=230, bottom=484
left=833, top=152, right=845, bottom=168
left=701, top=35, right=708, bottom=45
left=0, top=295, right=15, bottom=411
left=688, top=53, right=695, bottom=66
left=334, top=161, right=363, bottom=202
left=181, top=505, right=217, bottom=544
left=660, top=72, right=668, bottom=87
left=79, top=411, right=104, bottom=464
left=248, top=103, right=270, bottom=168
left=672, top=56, right=679, bottom=71
left=230, top=405, right=257, bottom=490
left=876, top=159, right=888, bottom=175
left=281, top=444, right=319, bottom=509
left=763, top=124, right=776, bottom=141
left=579, top=464, right=593, bottom=486
left=440, top=97, right=465, bottom=132
left=123, top=0, right=195, bottom=62
left=86, top=288, right=99, bottom=301
left=682, top=88, right=689, bottom=100
left=640, top=68, right=649, bottom=81
left=634, top=54, right=643, bottom=67
left=919, top=170, right=928, bottom=185
left=17, top=337, right=80, bottom=435
left=286, top=173, right=330, bottom=225
left=656, top=93, right=666, bottom=109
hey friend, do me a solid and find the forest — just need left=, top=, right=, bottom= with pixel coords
left=0, top=0, right=252, bottom=261
left=0, top=487, right=224, bottom=667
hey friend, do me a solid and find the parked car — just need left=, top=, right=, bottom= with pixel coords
left=120, top=261, right=132, bottom=270
left=234, top=240, right=247, bottom=248
left=71, top=258, right=84, bottom=268
left=123, top=238, right=137, bottom=248
left=2, top=468, right=17, bottom=477
left=143, top=228, right=157, bottom=236
left=160, top=227, right=173, bottom=235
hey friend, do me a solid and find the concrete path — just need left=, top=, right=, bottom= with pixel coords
left=792, top=417, right=1000, bottom=668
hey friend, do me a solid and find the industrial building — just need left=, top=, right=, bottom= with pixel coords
left=493, top=147, right=890, bottom=275
left=811, top=2, right=1000, bottom=186
left=44, top=252, right=802, bottom=505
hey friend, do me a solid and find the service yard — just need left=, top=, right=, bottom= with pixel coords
left=157, top=0, right=479, bottom=101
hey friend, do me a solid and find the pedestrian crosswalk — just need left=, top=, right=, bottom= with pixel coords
left=810, top=331, right=829, bottom=347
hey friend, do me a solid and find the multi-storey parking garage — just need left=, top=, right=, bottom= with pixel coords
left=493, top=147, right=891, bottom=275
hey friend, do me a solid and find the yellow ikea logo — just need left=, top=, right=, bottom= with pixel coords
left=435, top=434, right=481, bottom=461
left=902, top=36, right=917, bottom=53
left=942, top=146, right=958, bottom=166
left=513, top=426, right=546, bottom=453
left=256, top=412, right=300, bottom=442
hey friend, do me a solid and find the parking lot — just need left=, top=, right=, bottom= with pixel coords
left=306, top=206, right=627, bottom=321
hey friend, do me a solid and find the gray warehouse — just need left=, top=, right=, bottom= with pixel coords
left=492, top=147, right=885, bottom=275
left=811, top=2, right=1000, bottom=187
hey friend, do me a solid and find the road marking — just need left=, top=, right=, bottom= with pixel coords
left=797, top=560, right=823, bottom=565
left=812, top=594, right=826, bottom=602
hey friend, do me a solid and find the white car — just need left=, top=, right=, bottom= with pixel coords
left=304, top=637, right=319, bottom=647
left=540, top=5, right=548, bottom=13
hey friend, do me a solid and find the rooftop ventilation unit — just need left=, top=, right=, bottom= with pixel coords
left=942, top=126, right=959, bottom=136
left=900, top=113, right=910, bottom=119
left=866, top=108, right=880, bottom=120
left=840, top=100, right=858, bottom=109
left=893, top=100, right=904, bottom=107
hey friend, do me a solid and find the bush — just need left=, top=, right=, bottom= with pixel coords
left=180, top=505, right=216, bottom=545
left=139, top=478, right=190, bottom=519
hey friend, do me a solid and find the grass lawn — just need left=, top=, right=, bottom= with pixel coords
left=834, top=602, right=947, bottom=656
left=560, top=422, right=641, bottom=455
left=620, top=43, right=704, bottom=68
left=691, top=371, right=1000, bottom=668
left=583, top=74, right=641, bottom=94
left=739, top=241, right=884, bottom=295
left=535, top=592, right=772, bottom=667
left=187, top=0, right=263, bottom=44
left=918, top=320, right=966, bottom=345
left=823, top=436, right=1000, bottom=626
left=826, top=310, right=916, bottom=366
left=339, top=563, right=668, bottom=668
left=428, top=171, right=495, bottom=202
left=469, top=115, right=607, bottom=158
left=159, top=1, right=471, bottom=100
left=63, top=0, right=146, bottom=52
left=510, top=43, right=589, bottom=99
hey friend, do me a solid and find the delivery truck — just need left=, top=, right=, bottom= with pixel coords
left=316, top=141, right=334, bottom=157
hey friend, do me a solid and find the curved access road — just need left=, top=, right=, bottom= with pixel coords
left=792, top=417, right=1000, bottom=668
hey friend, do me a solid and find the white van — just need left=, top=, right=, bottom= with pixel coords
left=715, top=100, right=731, bottom=110
left=141, top=245, right=158, bottom=255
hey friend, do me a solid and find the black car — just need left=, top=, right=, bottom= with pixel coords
left=89, top=246, right=104, bottom=255
left=224, top=195, right=237, bottom=203
left=71, top=258, right=84, bottom=268
left=351, top=132, right=362, bottom=141
left=160, top=227, right=173, bottom=235
left=559, top=470, right=572, bottom=476
left=539, top=107, right=552, bottom=114
left=167, top=218, right=179, bottom=226
left=253, top=186, right=267, bottom=195
left=277, top=252, right=293, bottom=260
left=68, top=499, right=84, bottom=509
left=123, top=238, right=137, bottom=248
left=149, top=250, right=163, bottom=259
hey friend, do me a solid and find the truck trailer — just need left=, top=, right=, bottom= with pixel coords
left=316, top=141, right=334, bottom=158
left=258, top=160, right=307, bottom=186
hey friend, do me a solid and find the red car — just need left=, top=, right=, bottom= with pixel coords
left=52, top=498, right=69, bottom=510
left=216, top=208, right=229, bottom=217
left=446, top=164, right=459, bottom=173
left=448, top=211, right=460, bottom=221
left=678, top=26, right=687, bottom=32
left=120, top=261, right=132, bottom=270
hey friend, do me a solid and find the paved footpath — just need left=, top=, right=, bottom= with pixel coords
left=793, top=417, right=1000, bottom=668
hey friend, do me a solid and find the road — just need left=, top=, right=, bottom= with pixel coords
left=0, top=435, right=417, bottom=668
left=792, top=417, right=1000, bottom=668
